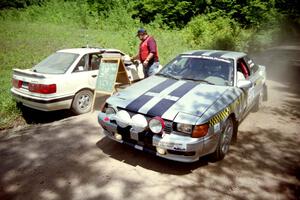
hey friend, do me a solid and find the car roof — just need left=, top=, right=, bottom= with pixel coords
left=182, top=50, right=246, bottom=60
left=57, top=48, right=125, bottom=55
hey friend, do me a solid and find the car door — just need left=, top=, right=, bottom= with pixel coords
left=237, top=57, right=258, bottom=111
left=244, top=56, right=265, bottom=100
left=70, top=53, right=101, bottom=91
left=88, top=53, right=101, bottom=88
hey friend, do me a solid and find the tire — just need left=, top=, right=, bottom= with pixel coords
left=211, top=117, right=235, bottom=162
left=71, top=90, right=93, bottom=115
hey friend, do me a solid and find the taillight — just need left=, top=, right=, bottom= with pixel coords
left=28, top=83, right=56, bottom=94
left=12, top=79, right=22, bottom=88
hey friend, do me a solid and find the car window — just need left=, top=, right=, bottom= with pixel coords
left=73, top=53, right=102, bottom=72
left=90, top=54, right=101, bottom=70
left=158, top=55, right=234, bottom=86
left=33, top=52, right=79, bottom=74
left=237, top=58, right=251, bottom=79
left=244, top=56, right=259, bottom=74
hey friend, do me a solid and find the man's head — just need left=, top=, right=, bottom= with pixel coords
left=137, top=28, right=148, bottom=41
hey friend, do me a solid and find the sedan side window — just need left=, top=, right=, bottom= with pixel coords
left=237, top=58, right=251, bottom=79
left=90, top=54, right=102, bottom=70
left=244, top=56, right=259, bottom=74
left=73, top=54, right=89, bottom=72
left=73, top=53, right=102, bottom=72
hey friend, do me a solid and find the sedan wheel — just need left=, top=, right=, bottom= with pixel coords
left=220, top=118, right=234, bottom=155
left=71, top=90, right=93, bottom=114
left=211, top=117, right=235, bottom=161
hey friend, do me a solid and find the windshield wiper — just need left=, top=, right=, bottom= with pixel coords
left=181, top=77, right=215, bottom=85
left=156, top=73, right=179, bottom=80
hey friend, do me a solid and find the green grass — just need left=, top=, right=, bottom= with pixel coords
left=0, top=19, right=189, bottom=129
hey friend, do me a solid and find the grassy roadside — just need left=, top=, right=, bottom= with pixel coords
left=0, top=20, right=188, bottom=129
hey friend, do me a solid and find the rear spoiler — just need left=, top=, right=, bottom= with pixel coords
left=80, top=46, right=126, bottom=56
left=13, top=69, right=46, bottom=79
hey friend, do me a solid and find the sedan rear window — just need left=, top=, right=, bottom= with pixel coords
left=33, top=52, right=79, bottom=74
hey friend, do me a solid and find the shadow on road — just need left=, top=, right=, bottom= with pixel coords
left=0, top=118, right=137, bottom=200
left=18, top=104, right=75, bottom=124
left=96, top=137, right=209, bottom=175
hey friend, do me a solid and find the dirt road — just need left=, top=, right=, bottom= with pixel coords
left=0, top=48, right=299, bottom=200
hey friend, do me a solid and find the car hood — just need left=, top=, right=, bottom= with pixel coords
left=107, top=75, right=229, bottom=123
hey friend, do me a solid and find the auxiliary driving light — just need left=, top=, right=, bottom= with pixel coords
left=131, top=114, right=148, bottom=132
left=115, top=110, right=131, bottom=128
left=156, top=147, right=166, bottom=155
left=149, top=117, right=165, bottom=134
left=115, top=133, right=122, bottom=140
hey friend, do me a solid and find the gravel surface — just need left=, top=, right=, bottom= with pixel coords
left=0, top=48, right=299, bottom=200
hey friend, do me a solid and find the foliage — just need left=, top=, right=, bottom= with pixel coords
left=131, top=0, right=299, bottom=29
left=132, top=0, right=207, bottom=28
left=0, top=0, right=45, bottom=9
left=275, top=0, right=300, bottom=20
left=184, top=14, right=241, bottom=50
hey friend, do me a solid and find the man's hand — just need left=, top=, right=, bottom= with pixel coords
left=143, top=60, right=149, bottom=67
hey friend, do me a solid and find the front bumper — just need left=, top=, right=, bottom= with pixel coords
left=98, top=112, right=218, bottom=162
left=11, top=88, right=73, bottom=111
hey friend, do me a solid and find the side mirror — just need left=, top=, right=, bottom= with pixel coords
left=237, top=80, right=253, bottom=89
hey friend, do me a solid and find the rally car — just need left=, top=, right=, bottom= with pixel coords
left=11, top=47, right=145, bottom=114
left=98, top=50, right=267, bottom=162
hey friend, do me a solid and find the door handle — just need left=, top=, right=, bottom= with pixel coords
left=92, top=75, right=97, bottom=78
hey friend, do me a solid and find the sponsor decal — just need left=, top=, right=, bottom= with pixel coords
left=182, top=55, right=231, bottom=63
left=214, top=123, right=221, bottom=132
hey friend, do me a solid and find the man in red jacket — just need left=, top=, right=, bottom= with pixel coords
left=132, top=28, right=159, bottom=78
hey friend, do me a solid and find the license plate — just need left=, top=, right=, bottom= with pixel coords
left=22, top=82, right=29, bottom=89
left=158, top=141, right=187, bottom=151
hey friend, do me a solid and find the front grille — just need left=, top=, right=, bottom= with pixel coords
left=167, top=150, right=196, bottom=156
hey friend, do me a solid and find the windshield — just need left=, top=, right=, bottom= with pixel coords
left=33, top=52, right=79, bottom=74
left=158, top=55, right=234, bottom=86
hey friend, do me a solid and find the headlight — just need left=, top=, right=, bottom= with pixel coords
left=131, top=114, right=148, bottom=132
left=176, top=123, right=192, bottom=134
left=115, top=110, right=131, bottom=128
left=105, top=107, right=117, bottom=115
left=149, top=117, right=165, bottom=134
